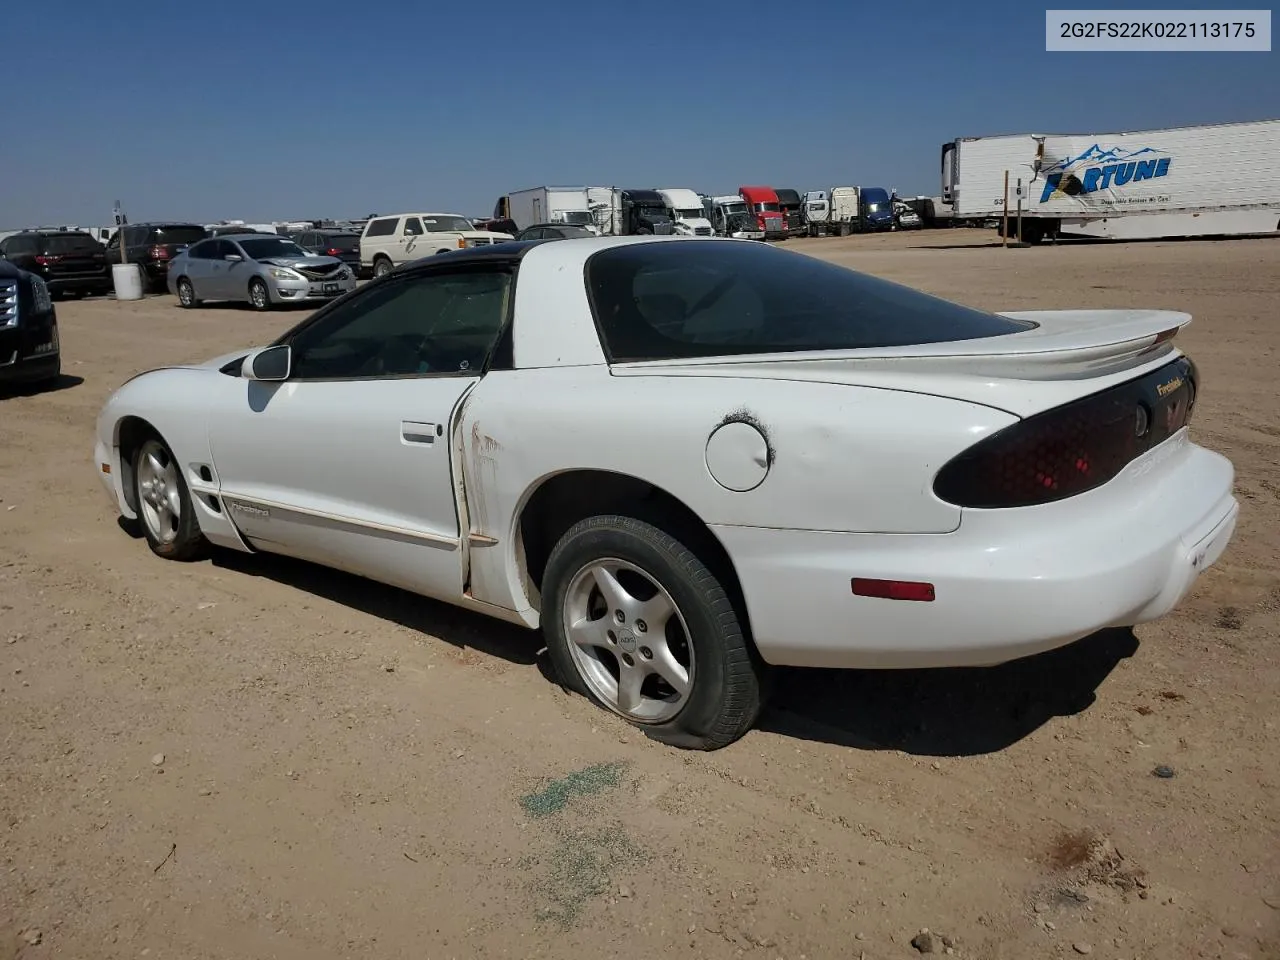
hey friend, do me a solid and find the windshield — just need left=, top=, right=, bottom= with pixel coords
left=562, top=211, right=593, bottom=225
left=675, top=209, right=704, bottom=220
left=754, top=202, right=781, bottom=213
left=238, top=237, right=310, bottom=260
left=720, top=201, right=747, bottom=215
left=559, top=226, right=597, bottom=238
left=149, top=225, right=208, bottom=245
left=421, top=215, right=474, bottom=232
left=585, top=240, right=1033, bottom=362
left=43, top=234, right=102, bottom=254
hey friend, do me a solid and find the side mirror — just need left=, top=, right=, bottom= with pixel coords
left=240, top=344, right=291, bottom=381
left=225, top=253, right=244, bottom=262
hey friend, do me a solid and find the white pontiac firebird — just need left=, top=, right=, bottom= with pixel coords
left=93, top=236, right=1239, bottom=750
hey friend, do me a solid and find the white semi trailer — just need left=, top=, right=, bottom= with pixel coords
left=506, top=186, right=599, bottom=233
left=941, top=117, right=1280, bottom=243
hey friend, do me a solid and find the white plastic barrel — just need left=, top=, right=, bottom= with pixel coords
left=112, top=263, right=144, bottom=301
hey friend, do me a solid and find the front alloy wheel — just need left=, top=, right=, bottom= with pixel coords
left=248, top=279, right=271, bottom=311
left=132, top=436, right=208, bottom=561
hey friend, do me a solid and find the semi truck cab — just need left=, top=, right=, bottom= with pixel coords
left=656, top=188, right=714, bottom=236
left=738, top=186, right=786, bottom=239
left=703, top=195, right=766, bottom=240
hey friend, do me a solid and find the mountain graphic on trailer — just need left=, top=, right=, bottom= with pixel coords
left=1045, top=144, right=1164, bottom=172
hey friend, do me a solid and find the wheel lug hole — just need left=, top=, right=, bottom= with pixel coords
left=614, top=611, right=625, bottom=623
left=635, top=619, right=647, bottom=633
left=640, top=647, right=653, bottom=660
left=621, top=653, right=635, bottom=667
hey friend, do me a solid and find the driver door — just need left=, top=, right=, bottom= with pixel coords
left=206, top=264, right=513, bottom=603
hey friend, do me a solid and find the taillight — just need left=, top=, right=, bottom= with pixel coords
left=34, top=255, right=61, bottom=265
left=326, top=247, right=342, bottom=256
left=149, top=245, right=170, bottom=260
left=933, top=357, right=1197, bottom=509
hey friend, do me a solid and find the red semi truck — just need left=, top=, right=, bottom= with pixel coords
left=738, top=186, right=787, bottom=240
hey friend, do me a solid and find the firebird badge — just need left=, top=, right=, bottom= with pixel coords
left=1156, top=376, right=1184, bottom=398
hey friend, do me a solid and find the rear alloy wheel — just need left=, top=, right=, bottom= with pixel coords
left=176, top=277, right=198, bottom=308
left=543, top=515, right=764, bottom=750
left=132, top=436, right=208, bottom=561
left=248, top=278, right=271, bottom=311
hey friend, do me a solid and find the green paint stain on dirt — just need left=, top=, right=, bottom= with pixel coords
left=519, top=761, right=628, bottom=818
left=527, top=826, right=647, bottom=929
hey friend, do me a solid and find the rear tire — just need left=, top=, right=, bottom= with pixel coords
left=176, top=277, right=199, bottom=308
left=131, top=435, right=208, bottom=562
left=542, top=515, right=765, bottom=750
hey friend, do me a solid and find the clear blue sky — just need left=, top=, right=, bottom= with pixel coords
left=2, top=0, right=1275, bottom=226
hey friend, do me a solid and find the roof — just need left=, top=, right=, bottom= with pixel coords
left=400, top=239, right=547, bottom=270
left=7, top=229, right=93, bottom=237
left=620, top=189, right=665, bottom=204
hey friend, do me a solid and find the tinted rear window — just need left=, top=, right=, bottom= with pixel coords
left=585, top=241, right=1034, bottom=362
left=320, top=234, right=359, bottom=251
left=148, top=225, right=208, bottom=244
left=42, top=233, right=102, bottom=254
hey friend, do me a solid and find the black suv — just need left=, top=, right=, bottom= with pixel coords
left=0, top=230, right=111, bottom=299
left=104, top=222, right=209, bottom=292
left=0, top=261, right=60, bottom=390
left=293, top=228, right=363, bottom=276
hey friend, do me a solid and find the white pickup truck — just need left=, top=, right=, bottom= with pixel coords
left=360, top=213, right=513, bottom=277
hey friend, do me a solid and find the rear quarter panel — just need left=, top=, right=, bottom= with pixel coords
left=458, top=366, right=1016, bottom=613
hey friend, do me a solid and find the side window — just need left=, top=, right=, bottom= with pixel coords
left=286, top=269, right=513, bottom=381
left=365, top=217, right=397, bottom=238
left=403, top=217, right=424, bottom=236
left=187, top=240, right=211, bottom=259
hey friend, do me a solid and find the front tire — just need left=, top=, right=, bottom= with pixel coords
left=248, top=278, right=271, bottom=311
left=543, top=515, right=764, bottom=750
left=132, top=436, right=208, bottom=561
left=373, top=256, right=393, bottom=278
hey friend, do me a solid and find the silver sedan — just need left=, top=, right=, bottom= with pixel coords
left=166, top=233, right=357, bottom=311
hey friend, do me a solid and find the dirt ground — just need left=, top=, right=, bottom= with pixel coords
left=2, top=228, right=1277, bottom=960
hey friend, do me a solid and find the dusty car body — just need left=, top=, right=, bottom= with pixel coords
left=94, top=236, right=1238, bottom=749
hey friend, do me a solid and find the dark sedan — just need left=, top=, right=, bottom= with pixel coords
left=294, top=229, right=363, bottom=276
left=514, top=223, right=597, bottom=241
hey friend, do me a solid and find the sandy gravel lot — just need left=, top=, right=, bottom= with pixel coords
left=2, top=229, right=1277, bottom=960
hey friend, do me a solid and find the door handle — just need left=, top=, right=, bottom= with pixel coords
left=401, top=421, right=442, bottom=445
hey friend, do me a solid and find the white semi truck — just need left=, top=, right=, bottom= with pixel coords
left=655, top=188, right=714, bottom=236
left=801, top=187, right=860, bottom=236
left=942, top=117, right=1280, bottom=243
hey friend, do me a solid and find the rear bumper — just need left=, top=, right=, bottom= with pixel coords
left=714, top=432, right=1238, bottom=669
left=47, top=274, right=112, bottom=294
